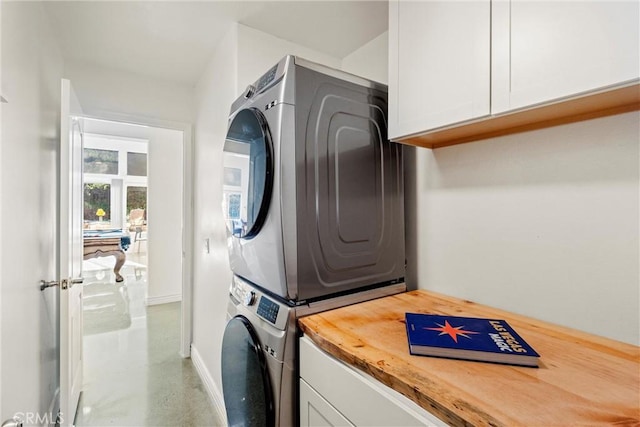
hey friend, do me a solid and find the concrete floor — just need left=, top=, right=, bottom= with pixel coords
left=75, top=256, right=224, bottom=426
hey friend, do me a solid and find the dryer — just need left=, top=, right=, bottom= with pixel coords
left=222, top=55, right=404, bottom=303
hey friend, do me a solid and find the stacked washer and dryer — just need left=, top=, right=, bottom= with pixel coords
left=220, top=55, right=405, bottom=427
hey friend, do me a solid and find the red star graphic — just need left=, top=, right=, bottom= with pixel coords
left=425, top=320, right=479, bottom=343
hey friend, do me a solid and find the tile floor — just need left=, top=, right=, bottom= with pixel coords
left=75, top=255, right=224, bottom=426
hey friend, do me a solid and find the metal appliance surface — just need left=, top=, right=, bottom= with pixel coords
left=222, top=55, right=405, bottom=303
left=221, top=275, right=406, bottom=427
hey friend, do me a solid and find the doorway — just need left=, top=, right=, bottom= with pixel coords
left=76, top=117, right=190, bottom=423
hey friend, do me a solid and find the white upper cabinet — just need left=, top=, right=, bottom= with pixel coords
left=389, top=0, right=491, bottom=139
left=389, top=0, right=640, bottom=147
left=492, top=0, right=640, bottom=114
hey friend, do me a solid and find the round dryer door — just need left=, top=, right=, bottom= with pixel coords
left=222, top=108, right=273, bottom=239
left=221, top=315, right=274, bottom=427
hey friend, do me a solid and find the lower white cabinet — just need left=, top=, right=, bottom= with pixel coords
left=299, top=336, right=446, bottom=427
left=300, top=379, right=355, bottom=427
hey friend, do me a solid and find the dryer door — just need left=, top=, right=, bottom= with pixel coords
left=221, top=315, right=275, bottom=427
left=223, top=108, right=274, bottom=239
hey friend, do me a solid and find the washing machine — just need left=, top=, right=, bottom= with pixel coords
left=222, top=55, right=405, bottom=303
left=221, top=275, right=406, bottom=427
left=221, top=275, right=297, bottom=427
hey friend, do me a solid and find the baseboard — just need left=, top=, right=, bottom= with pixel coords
left=191, top=344, right=227, bottom=426
left=145, top=293, right=182, bottom=306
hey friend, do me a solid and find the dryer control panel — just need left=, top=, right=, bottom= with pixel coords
left=256, top=64, right=278, bottom=93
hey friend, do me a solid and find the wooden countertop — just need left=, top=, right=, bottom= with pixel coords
left=298, top=290, right=640, bottom=426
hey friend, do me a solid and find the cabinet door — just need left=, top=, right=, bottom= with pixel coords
left=300, top=379, right=355, bottom=427
left=492, top=0, right=640, bottom=114
left=299, top=337, right=445, bottom=426
left=389, top=0, right=491, bottom=140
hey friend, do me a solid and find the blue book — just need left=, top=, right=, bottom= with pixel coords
left=405, top=313, right=540, bottom=367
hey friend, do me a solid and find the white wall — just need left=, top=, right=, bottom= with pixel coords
left=407, top=112, right=639, bottom=345
left=0, top=1, right=64, bottom=422
left=147, top=127, right=184, bottom=304
left=191, top=23, right=344, bottom=409
left=63, top=59, right=194, bottom=125
left=341, top=31, right=389, bottom=84
left=192, top=23, right=238, bottom=409
left=236, top=24, right=342, bottom=94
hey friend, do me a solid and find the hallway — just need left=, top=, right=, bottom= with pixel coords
left=75, top=258, right=223, bottom=426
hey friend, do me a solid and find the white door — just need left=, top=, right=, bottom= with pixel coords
left=59, top=79, right=84, bottom=426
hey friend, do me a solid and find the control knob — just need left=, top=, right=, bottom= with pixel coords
left=243, top=290, right=256, bottom=306
left=243, top=84, right=256, bottom=99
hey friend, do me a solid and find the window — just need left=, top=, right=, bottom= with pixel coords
left=127, top=186, right=147, bottom=219
left=83, top=136, right=148, bottom=230
left=84, top=148, right=118, bottom=175
left=224, top=167, right=242, bottom=187
left=127, top=152, right=147, bottom=176
left=84, top=183, right=111, bottom=222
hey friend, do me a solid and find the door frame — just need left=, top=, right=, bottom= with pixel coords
left=81, top=111, right=194, bottom=358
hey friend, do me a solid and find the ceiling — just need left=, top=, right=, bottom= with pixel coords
left=44, top=1, right=388, bottom=86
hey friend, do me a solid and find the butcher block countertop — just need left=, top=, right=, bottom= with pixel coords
left=298, top=290, right=640, bottom=426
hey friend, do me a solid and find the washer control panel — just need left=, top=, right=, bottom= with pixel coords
left=230, top=275, right=290, bottom=331
left=257, top=296, right=280, bottom=324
